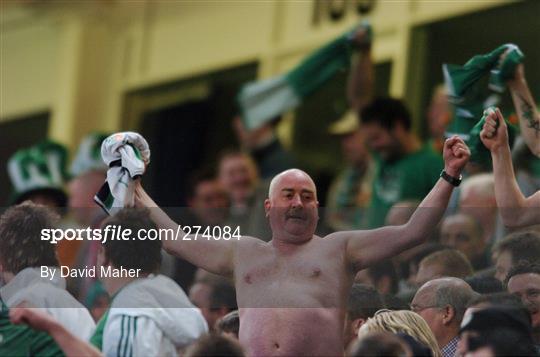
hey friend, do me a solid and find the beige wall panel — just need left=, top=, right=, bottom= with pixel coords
left=139, top=1, right=274, bottom=86
left=0, top=21, right=59, bottom=121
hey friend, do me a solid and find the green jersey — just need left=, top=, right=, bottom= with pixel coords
left=367, top=146, right=443, bottom=228
left=0, top=300, right=64, bottom=357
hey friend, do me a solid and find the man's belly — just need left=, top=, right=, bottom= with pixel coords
left=239, top=308, right=343, bottom=357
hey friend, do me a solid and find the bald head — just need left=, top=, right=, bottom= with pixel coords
left=268, top=169, right=317, bottom=199
left=415, top=277, right=477, bottom=321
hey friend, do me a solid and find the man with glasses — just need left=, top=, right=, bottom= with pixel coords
left=411, top=277, right=477, bottom=357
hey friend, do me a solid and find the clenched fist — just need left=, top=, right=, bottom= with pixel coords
left=480, top=107, right=509, bottom=152
left=443, top=135, right=471, bottom=177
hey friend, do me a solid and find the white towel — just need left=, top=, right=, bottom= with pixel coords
left=94, top=132, right=150, bottom=215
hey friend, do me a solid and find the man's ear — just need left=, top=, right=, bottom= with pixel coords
left=352, top=318, right=366, bottom=335
left=442, top=305, right=455, bottom=325
left=264, top=198, right=271, bottom=217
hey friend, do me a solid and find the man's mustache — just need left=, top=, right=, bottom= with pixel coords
left=285, top=208, right=307, bottom=220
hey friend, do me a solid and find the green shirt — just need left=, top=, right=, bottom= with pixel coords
left=0, top=300, right=64, bottom=357
left=367, top=146, right=443, bottom=228
left=89, top=309, right=109, bottom=350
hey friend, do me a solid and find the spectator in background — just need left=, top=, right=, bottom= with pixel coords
left=217, top=150, right=272, bottom=240
left=506, top=262, right=540, bottom=346
left=458, top=173, right=501, bottom=244
left=189, top=276, right=237, bottom=331
left=492, top=230, right=540, bottom=282
left=186, top=170, right=229, bottom=227
left=360, top=97, right=443, bottom=228
left=7, top=141, right=69, bottom=209
left=440, top=213, right=489, bottom=270
left=411, top=278, right=477, bottom=357
left=344, top=284, right=384, bottom=348
left=215, top=310, right=240, bottom=340
left=359, top=310, right=442, bottom=357
left=325, top=111, right=373, bottom=231
left=416, top=249, right=473, bottom=286
left=0, top=203, right=95, bottom=341
left=218, top=150, right=259, bottom=212
left=347, top=331, right=412, bottom=357
left=91, top=209, right=207, bottom=355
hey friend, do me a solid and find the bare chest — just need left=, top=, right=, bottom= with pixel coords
left=234, top=241, right=348, bottom=308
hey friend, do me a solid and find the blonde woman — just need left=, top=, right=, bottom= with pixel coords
left=358, top=310, right=442, bottom=357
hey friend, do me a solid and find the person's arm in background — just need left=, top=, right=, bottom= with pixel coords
left=507, top=63, right=540, bottom=157
left=480, top=108, right=540, bottom=228
left=347, top=25, right=374, bottom=111
left=10, top=307, right=102, bottom=357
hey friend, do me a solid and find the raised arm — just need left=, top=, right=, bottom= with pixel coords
left=347, top=26, right=374, bottom=111
left=335, top=136, right=469, bottom=271
left=480, top=108, right=540, bottom=228
left=507, top=64, right=540, bottom=157
left=10, top=307, right=102, bottom=357
left=134, top=181, right=238, bottom=277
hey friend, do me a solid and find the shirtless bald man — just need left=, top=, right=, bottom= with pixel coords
left=135, top=136, right=470, bottom=356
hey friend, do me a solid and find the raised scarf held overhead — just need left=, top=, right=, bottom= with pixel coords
left=443, top=43, right=524, bottom=101
left=94, top=132, right=150, bottom=215
left=442, top=44, right=523, bottom=164
left=237, top=22, right=371, bottom=130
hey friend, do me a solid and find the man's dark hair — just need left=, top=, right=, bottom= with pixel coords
left=347, top=284, right=383, bottom=321
left=466, top=328, right=536, bottom=356
left=185, top=334, right=245, bottom=357
left=421, top=249, right=474, bottom=279
left=493, top=231, right=540, bottom=267
left=467, top=292, right=525, bottom=310
left=0, top=202, right=58, bottom=274
left=367, top=260, right=399, bottom=294
left=215, top=310, right=240, bottom=338
left=101, top=208, right=161, bottom=274
left=505, top=261, right=540, bottom=285
left=201, top=277, right=237, bottom=311
left=360, top=97, right=412, bottom=131
left=465, top=275, right=504, bottom=294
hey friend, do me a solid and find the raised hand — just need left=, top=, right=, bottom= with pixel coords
left=480, top=107, right=509, bottom=152
left=443, top=135, right=471, bottom=177
left=351, top=25, right=371, bottom=52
